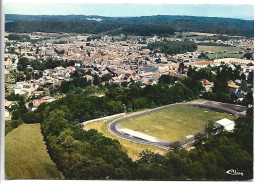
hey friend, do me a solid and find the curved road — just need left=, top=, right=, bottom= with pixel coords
left=108, top=101, right=247, bottom=150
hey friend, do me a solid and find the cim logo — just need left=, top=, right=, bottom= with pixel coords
left=226, top=169, right=243, bottom=176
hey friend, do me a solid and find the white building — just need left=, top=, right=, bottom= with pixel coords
left=5, top=109, right=10, bottom=119
left=215, top=118, right=235, bottom=132
left=14, top=86, right=22, bottom=95
left=116, top=126, right=169, bottom=143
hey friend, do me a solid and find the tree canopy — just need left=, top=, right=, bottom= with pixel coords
left=5, top=15, right=254, bottom=37
left=148, top=41, right=197, bottom=55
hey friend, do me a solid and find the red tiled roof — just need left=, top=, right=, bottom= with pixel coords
left=41, top=96, right=51, bottom=100
left=34, top=99, right=47, bottom=106
left=33, top=91, right=44, bottom=94
left=201, top=80, right=212, bottom=85
left=186, top=61, right=213, bottom=66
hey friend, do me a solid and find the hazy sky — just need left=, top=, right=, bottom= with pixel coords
left=4, top=3, right=254, bottom=20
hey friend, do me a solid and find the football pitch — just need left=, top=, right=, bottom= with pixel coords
left=118, top=105, right=235, bottom=142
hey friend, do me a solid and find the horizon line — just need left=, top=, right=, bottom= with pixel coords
left=4, top=4, right=254, bottom=21
left=5, top=13, right=254, bottom=21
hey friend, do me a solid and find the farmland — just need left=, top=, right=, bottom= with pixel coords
left=197, top=45, right=245, bottom=59
left=118, top=105, right=235, bottom=142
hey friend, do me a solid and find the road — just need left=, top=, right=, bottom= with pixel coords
left=108, top=100, right=247, bottom=150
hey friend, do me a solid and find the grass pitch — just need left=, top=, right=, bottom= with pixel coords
left=118, top=105, right=235, bottom=142
left=5, top=123, right=63, bottom=179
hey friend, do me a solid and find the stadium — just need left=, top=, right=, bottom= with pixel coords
left=108, top=100, right=247, bottom=149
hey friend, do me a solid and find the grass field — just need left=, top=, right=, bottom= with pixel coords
left=197, top=45, right=244, bottom=53
left=118, top=105, right=235, bottom=142
left=197, top=45, right=244, bottom=59
left=5, top=123, right=63, bottom=179
left=175, top=32, right=216, bottom=40
left=84, top=119, right=167, bottom=161
left=206, top=53, right=244, bottom=60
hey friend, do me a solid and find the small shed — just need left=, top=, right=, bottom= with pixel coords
left=215, top=118, right=235, bottom=132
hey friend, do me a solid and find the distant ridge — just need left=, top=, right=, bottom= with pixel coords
left=5, top=14, right=254, bottom=37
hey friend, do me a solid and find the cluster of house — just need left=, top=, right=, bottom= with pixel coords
left=91, top=63, right=185, bottom=85
left=226, top=38, right=254, bottom=50
left=3, top=32, right=205, bottom=74
left=4, top=32, right=254, bottom=120
left=4, top=54, right=18, bottom=74
left=4, top=95, right=54, bottom=120
left=200, top=79, right=247, bottom=102
left=13, top=66, right=77, bottom=96
left=29, top=96, right=54, bottom=111
left=4, top=99, right=16, bottom=120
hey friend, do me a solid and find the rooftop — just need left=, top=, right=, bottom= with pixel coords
left=215, top=118, right=235, bottom=131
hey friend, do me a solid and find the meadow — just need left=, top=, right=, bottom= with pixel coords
left=5, top=123, right=63, bottom=179
left=197, top=45, right=244, bottom=59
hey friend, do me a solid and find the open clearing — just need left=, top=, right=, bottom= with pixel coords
left=84, top=119, right=167, bottom=161
left=5, top=123, right=63, bottom=179
left=118, top=105, right=235, bottom=142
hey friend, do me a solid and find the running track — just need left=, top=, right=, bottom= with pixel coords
left=108, top=101, right=247, bottom=150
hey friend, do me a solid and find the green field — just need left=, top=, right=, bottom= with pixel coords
left=174, top=32, right=216, bottom=40
left=206, top=53, right=244, bottom=60
left=5, top=123, right=63, bottom=179
left=5, top=74, right=16, bottom=84
left=84, top=117, right=167, bottom=160
left=197, top=45, right=243, bottom=52
left=197, top=45, right=244, bottom=59
left=118, top=105, right=235, bottom=142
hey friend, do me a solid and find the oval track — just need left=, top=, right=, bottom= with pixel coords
left=108, top=101, right=247, bottom=150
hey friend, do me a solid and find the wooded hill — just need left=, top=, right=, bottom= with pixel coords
left=5, top=14, right=254, bottom=37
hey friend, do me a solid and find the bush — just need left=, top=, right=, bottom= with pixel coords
left=6, top=93, right=21, bottom=101
left=22, top=111, right=43, bottom=124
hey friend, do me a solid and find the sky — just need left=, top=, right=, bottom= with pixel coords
left=4, top=3, right=254, bottom=20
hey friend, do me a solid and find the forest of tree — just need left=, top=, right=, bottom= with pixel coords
left=5, top=14, right=254, bottom=37
left=148, top=41, right=197, bottom=55
left=7, top=34, right=30, bottom=41
left=17, top=57, right=76, bottom=72
left=123, top=24, right=175, bottom=36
